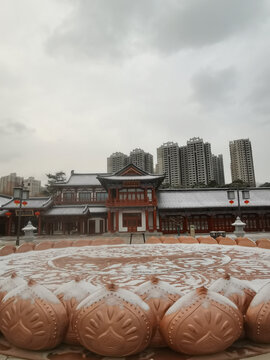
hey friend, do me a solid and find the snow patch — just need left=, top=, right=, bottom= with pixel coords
left=0, top=275, right=26, bottom=293
left=166, top=289, right=238, bottom=315
left=3, top=282, right=61, bottom=304
left=77, top=286, right=149, bottom=312
left=54, top=279, right=97, bottom=302
left=136, top=280, right=182, bottom=300
left=249, top=282, right=270, bottom=307
left=209, top=276, right=255, bottom=296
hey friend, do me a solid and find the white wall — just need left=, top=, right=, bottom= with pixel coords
left=118, top=210, right=146, bottom=232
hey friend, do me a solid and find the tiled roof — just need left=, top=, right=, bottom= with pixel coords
left=0, top=195, right=12, bottom=207
left=44, top=206, right=88, bottom=216
left=157, top=188, right=270, bottom=209
left=57, top=173, right=108, bottom=187
left=3, top=197, right=52, bottom=209
left=0, top=210, right=8, bottom=217
left=88, top=207, right=107, bottom=213
left=101, top=175, right=163, bottom=181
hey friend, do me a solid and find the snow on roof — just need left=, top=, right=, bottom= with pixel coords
left=0, top=195, right=12, bottom=207
left=63, top=173, right=107, bottom=187
left=101, top=175, right=163, bottom=181
left=44, top=205, right=88, bottom=216
left=0, top=210, right=8, bottom=217
left=89, top=206, right=107, bottom=213
left=157, top=188, right=270, bottom=209
left=3, top=197, right=52, bottom=209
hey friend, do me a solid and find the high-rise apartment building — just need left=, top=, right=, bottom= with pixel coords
left=186, top=137, right=214, bottom=186
left=107, top=152, right=129, bottom=173
left=0, top=173, right=24, bottom=196
left=24, top=177, right=41, bottom=196
left=0, top=173, right=41, bottom=196
left=107, top=149, right=154, bottom=173
left=229, top=139, right=256, bottom=186
left=212, top=154, right=225, bottom=186
left=129, top=148, right=153, bottom=174
left=156, top=142, right=181, bottom=187
left=179, top=146, right=189, bottom=187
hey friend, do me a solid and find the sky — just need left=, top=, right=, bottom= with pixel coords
left=0, top=0, right=269, bottom=185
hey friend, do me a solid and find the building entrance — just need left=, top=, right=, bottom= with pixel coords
left=123, top=213, right=142, bottom=232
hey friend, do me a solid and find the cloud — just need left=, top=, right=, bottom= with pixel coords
left=46, top=0, right=267, bottom=61
left=190, top=67, right=237, bottom=109
left=246, top=66, right=270, bottom=118
left=0, top=119, right=35, bottom=137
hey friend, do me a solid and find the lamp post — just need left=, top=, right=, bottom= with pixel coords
left=13, top=184, right=29, bottom=246
left=227, top=186, right=250, bottom=237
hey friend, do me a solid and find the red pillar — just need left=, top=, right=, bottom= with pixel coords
left=145, top=209, right=149, bottom=231
left=38, top=216, right=41, bottom=235
left=7, top=216, right=12, bottom=236
left=115, top=211, right=119, bottom=232
left=153, top=208, right=157, bottom=231
left=108, top=211, right=111, bottom=232
left=208, top=215, right=214, bottom=232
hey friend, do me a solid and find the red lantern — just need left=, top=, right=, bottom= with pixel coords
left=14, top=200, right=20, bottom=205
left=244, top=200, right=249, bottom=204
left=5, top=212, right=12, bottom=218
left=22, top=201, right=28, bottom=206
left=229, top=200, right=234, bottom=204
left=35, top=211, right=40, bottom=217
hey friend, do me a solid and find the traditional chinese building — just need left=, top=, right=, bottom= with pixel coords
left=1, top=164, right=270, bottom=236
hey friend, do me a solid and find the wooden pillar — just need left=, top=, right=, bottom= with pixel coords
left=38, top=216, right=41, bottom=235
left=145, top=209, right=149, bottom=231
left=115, top=211, right=119, bottom=232
left=108, top=211, right=111, bottom=232
left=7, top=216, right=12, bottom=236
left=153, top=208, right=157, bottom=231
left=108, top=189, right=111, bottom=202
left=208, top=215, right=214, bottom=232
left=158, top=214, right=162, bottom=233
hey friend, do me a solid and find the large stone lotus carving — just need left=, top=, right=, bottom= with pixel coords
left=0, top=273, right=26, bottom=302
left=54, top=277, right=97, bottom=345
left=246, top=282, right=270, bottom=343
left=135, top=277, right=182, bottom=347
left=160, top=287, right=243, bottom=355
left=209, top=273, right=256, bottom=314
left=0, top=279, right=68, bottom=350
left=75, top=283, right=153, bottom=357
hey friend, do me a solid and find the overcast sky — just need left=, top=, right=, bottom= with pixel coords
left=0, top=0, right=269, bottom=185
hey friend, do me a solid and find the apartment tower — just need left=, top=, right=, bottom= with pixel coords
left=156, top=142, right=181, bottom=187
left=107, top=152, right=129, bottom=173
left=186, top=137, right=214, bottom=186
left=212, top=154, right=225, bottom=186
left=229, top=139, right=256, bottom=186
left=129, top=148, right=154, bottom=173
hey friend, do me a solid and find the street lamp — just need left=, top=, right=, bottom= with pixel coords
left=227, top=186, right=250, bottom=237
left=13, top=184, right=29, bottom=246
left=227, top=187, right=250, bottom=218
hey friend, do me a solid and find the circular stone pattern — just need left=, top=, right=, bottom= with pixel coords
left=0, top=244, right=269, bottom=293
